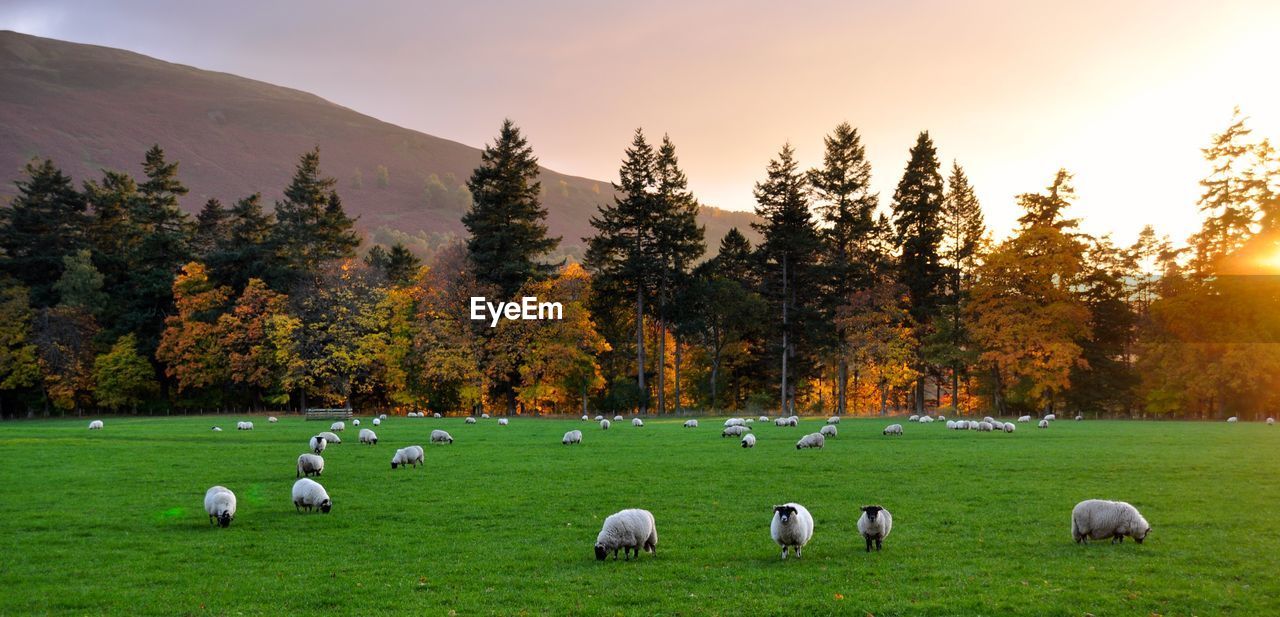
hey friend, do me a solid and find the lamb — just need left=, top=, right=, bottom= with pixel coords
left=465, top=417, right=477, bottom=424
left=372, top=418, right=381, bottom=426
left=741, top=434, right=756, bottom=448
left=594, top=508, right=658, bottom=561
left=88, top=420, right=103, bottom=430
left=977, top=421, right=994, bottom=432
left=296, top=453, right=325, bottom=477
left=498, top=418, right=509, bottom=426
left=820, top=425, right=837, bottom=438
left=317, top=431, right=341, bottom=444
left=430, top=429, right=454, bottom=444
left=562, top=430, right=583, bottom=445
left=1038, top=419, right=1049, bottom=428
left=883, top=424, right=903, bottom=436
left=1227, top=416, right=1238, bottom=423
left=390, top=445, right=424, bottom=469
left=1003, top=422, right=1016, bottom=433
left=683, top=419, right=699, bottom=428
left=632, top=418, right=644, bottom=427
left=1071, top=499, right=1150, bottom=544
left=309, top=435, right=327, bottom=454
left=268, top=416, right=278, bottom=423
left=770, top=503, right=814, bottom=559
left=908, top=415, right=920, bottom=422
left=358, top=428, right=378, bottom=445
left=722, top=425, right=749, bottom=437
left=856, top=505, right=893, bottom=552
left=291, top=478, right=332, bottom=513
left=795, top=432, right=825, bottom=449
left=204, top=486, right=237, bottom=528
left=1018, top=415, right=1032, bottom=423
left=1044, top=414, right=1057, bottom=422
left=826, top=416, right=840, bottom=424
left=329, top=421, right=345, bottom=432
left=600, top=419, right=611, bottom=430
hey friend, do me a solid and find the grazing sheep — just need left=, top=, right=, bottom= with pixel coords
left=741, top=434, right=756, bottom=448
left=204, top=486, right=237, bottom=528
left=977, top=421, right=994, bottom=432
left=379, top=414, right=388, bottom=420
left=595, top=415, right=604, bottom=421
left=296, top=453, right=325, bottom=477
left=745, top=418, right=754, bottom=425
left=724, top=418, right=746, bottom=427
left=1071, top=499, right=1150, bottom=544
left=945, top=420, right=957, bottom=429
left=857, top=505, right=893, bottom=552
left=353, top=419, right=361, bottom=427
left=372, top=418, right=381, bottom=426
left=796, top=432, right=826, bottom=449
left=920, top=416, right=935, bottom=423
left=1227, top=416, right=1238, bottom=423
left=600, top=419, right=611, bottom=430
left=317, top=431, right=341, bottom=444
left=236, top=421, right=254, bottom=431
left=788, top=415, right=800, bottom=425
left=465, top=417, right=477, bottom=424
left=88, top=420, right=103, bottom=430
left=582, top=415, right=590, bottom=421
left=883, top=424, right=903, bottom=436
left=770, top=503, right=815, bottom=559
left=405, top=412, right=416, bottom=418
left=309, top=435, right=327, bottom=454
left=820, top=425, right=837, bottom=438
left=1075, top=415, right=1084, bottom=421
left=212, top=426, right=224, bottom=432
left=1018, top=415, right=1032, bottom=423
left=827, top=416, right=840, bottom=424
left=430, top=429, right=454, bottom=444
left=268, top=416, right=278, bottom=423
left=481, top=413, right=490, bottom=419
left=632, top=418, right=644, bottom=427
left=683, top=419, right=699, bottom=428
left=614, top=415, right=624, bottom=422
left=594, top=508, right=658, bottom=561
left=967, top=420, right=978, bottom=430
left=1269, top=417, right=1276, bottom=425
left=759, top=416, right=770, bottom=423
left=1044, top=414, right=1057, bottom=422
left=433, top=413, right=442, bottom=418
left=722, top=425, right=749, bottom=437
left=562, top=430, right=583, bottom=445
left=291, top=478, right=332, bottom=514
left=1038, top=419, right=1049, bottom=429
left=774, top=418, right=788, bottom=427
left=329, top=421, right=345, bottom=432
left=1003, top=422, right=1016, bottom=433
left=938, top=415, right=946, bottom=421
left=908, top=415, right=920, bottom=422
left=498, top=418, right=509, bottom=426
left=390, top=445, right=424, bottom=469
left=358, top=428, right=378, bottom=445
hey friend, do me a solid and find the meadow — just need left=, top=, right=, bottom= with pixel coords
left=0, top=414, right=1277, bottom=616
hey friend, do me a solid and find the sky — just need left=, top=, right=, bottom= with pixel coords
left=3, top=0, right=1279, bottom=245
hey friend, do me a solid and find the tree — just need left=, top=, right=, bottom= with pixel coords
left=53, top=250, right=107, bottom=312
left=217, top=279, right=294, bottom=406
left=512, top=264, right=609, bottom=414
left=156, top=262, right=232, bottom=398
left=193, top=198, right=232, bottom=260
left=93, top=334, right=158, bottom=411
left=0, top=282, right=40, bottom=416
left=366, top=242, right=421, bottom=286
left=1067, top=236, right=1138, bottom=415
left=271, top=148, right=360, bottom=288
left=1189, top=108, right=1275, bottom=272
left=208, top=193, right=275, bottom=291
left=0, top=158, right=87, bottom=307
left=463, top=119, right=560, bottom=297
left=32, top=306, right=98, bottom=413
left=934, top=161, right=985, bottom=410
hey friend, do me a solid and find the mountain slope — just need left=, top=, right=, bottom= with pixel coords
left=0, top=30, right=759, bottom=259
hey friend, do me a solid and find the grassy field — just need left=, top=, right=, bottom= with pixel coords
left=0, top=414, right=1277, bottom=616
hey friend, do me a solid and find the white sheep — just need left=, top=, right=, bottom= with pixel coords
left=352, top=419, right=361, bottom=427
left=883, top=424, right=903, bottom=436
left=856, top=505, right=893, bottom=552
left=614, top=415, right=624, bottom=422
left=481, top=413, right=490, bottom=419
left=745, top=418, right=754, bottom=425
left=920, top=416, right=935, bottom=423
left=632, top=418, right=644, bottom=427
left=938, top=415, right=946, bottom=421
left=358, top=428, right=378, bottom=445
left=236, top=421, right=254, bottom=431
left=770, top=503, right=814, bottom=559
left=1268, top=417, right=1276, bottom=425
left=595, top=415, right=604, bottom=421
left=945, top=420, right=957, bottom=429
left=1227, top=416, right=1238, bottom=423
left=582, top=415, right=589, bottom=421
left=204, top=485, right=237, bottom=528
left=788, top=415, right=800, bottom=425
left=296, top=453, right=324, bottom=477
left=268, top=416, right=278, bottom=423
left=684, top=419, right=699, bottom=428
left=600, top=419, right=611, bottom=430
left=329, top=421, right=345, bottom=432
left=758, top=416, right=769, bottom=423
left=433, top=413, right=442, bottom=418
left=430, top=429, right=454, bottom=444
left=741, top=434, right=756, bottom=448
left=317, top=431, right=341, bottom=444
left=562, top=430, right=583, bottom=445
left=722, top=425, right=749, bottom=437
left=977, top=421, right=994, bottom=432
left=1018, top=415, right=1032, bottom=423
left=795, top=432, right=825, bottom=449
left=820, top=425, right=837, bottom=438
left=498, top=418, right=509, bottom=426
left=1071, top=499, right=1150, bottom=544
left=1074, top=415, right=1084, bottom=421
left=1038, top=419, right=1049, bottom=429
left=372, top=418, right=381, bottom=426
left=967, top=420, right=978, bottom=430
left=1003, top=422, right=1016, bottom=433
left=1045, top=414, right=1057, bottom=422
left=724, top=418, right=746, bottom=427
left=594, top=508, right=658, bottom=561
left=465, top=417, right=477, bottom=424
left=379, top=414, right=388, bottom=420
left=291, top=478, right=332, bottom=513
left=391, top=445, right=424, bottom=469
left=908, top=414, right=920, bottom=422
left=309, top=435, right=327, bottom=454
left=826, top=416, right=840, bottom=424
left=88, top=420, right=103, bottom=430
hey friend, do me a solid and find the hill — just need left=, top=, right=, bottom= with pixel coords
left=0, top=30, right=759, bottom=260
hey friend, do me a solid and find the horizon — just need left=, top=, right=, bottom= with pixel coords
left=3, top=1, right=1279, bottom=246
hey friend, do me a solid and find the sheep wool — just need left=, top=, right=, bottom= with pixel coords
left=1003, top=422, right=1016, bottom=433
left=296, top=453, right=325, bottom=478
left=722, top=425, right=749, bottom=438
left=481, top=413, right=490, bottom=419
left=1227, top=416, right=1238, bottom=423
left=379, top=414, right=388, bottom=420
left=741, top=433, right=756, bottom=448
left=204, top=486, right=237, bottom=528
left=594, top=509, right=658, bottom=561
left=582, top=415, right=590, bottom=421
left=317, top=431, right=341, bottom=444
left=683, top=419, right=699, bottom=428
left=358, top=428, right=378, bottom=445
left=724, top=418, right=746, bottom=427
left=430, top=429, right=454, bottom=444
left=236, top=421, right=254, bottom=431
left=883, top=424, right=903, bottom=436
left=920, top=416, right=935, bottom=423
left=268, top=416, right=278, bottom=423
left=614, top=415, right=624, bottom=422
left=1018, top=415, right=1032, bottom=423
left=600, top=419, right=611, bottom=430
left=1269, top=417, right=1276, bottom=425
left=1071, top=499, right=1150, bottom=544
left=945, top=420, right=957, bottom=429
left=498, top=418, right=509, bottom=426
left=977, top=421, right=994, bottom=432
left=795, top=432, right=825, bottom=450
left=595, top=415, right=604, bottom=421
left=1074, top=415, right=1084, bottom=421
left=352, top=419, right=360, bottom=426
left=372, top=418, right=381, bottom=426
left=856, top=505, right=893, bottom=552
left=329, top=421, right=345, bottom=432
left=390, top=445, right=424, bottom=469
left=1038, top=419, right=1049, bottom=429
left=908, top=415, right=920, bottom=422
left=758, top=416, right=770, bottom=423
left=770, top=503, right=814, bottom=559
left=1044, top=414, right=1057, bottom=422
left=562, top=430, right=583, bottom=445
left=819, top=425, right=837, bottom=438
left=826, top=416, right=840, bottom=425
left=632, top=418, right=644, bottom=427
left=309, top=435, right=327, bottom=454
left=291, top=478, right=332, bottom=514
left=433, top=413, right=442, bottom=418
left=88, top=420, right=104, bottom=430
left=465, top=417, right=477, bottom=424
left=211, top=426, right=222, bottom=432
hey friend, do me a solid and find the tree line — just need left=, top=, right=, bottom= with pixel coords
left=1, top=112, right=1277, bottom=419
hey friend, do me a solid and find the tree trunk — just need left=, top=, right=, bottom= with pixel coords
left=636, top=288, right=646, bottom=414
left=852, top=370, right=859, bottom=416
left=952, top=366, right=960, bottom=412
left=673, top=337, right=682, bottom=413
left=656, top=319, right=665, bottom=415
left=837, top=360, right=848, bottom=416
left=780, top=255, right=789, bottom=415
left=991, top=367, right=1006, bottom=415
left=710, top=343, right=720, bottom=413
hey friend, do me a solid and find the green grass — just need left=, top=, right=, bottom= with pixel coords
left=0, top=414, right=1277, bottom=616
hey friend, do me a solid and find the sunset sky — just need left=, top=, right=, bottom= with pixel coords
left=3, top=0, right=1278, bottom=245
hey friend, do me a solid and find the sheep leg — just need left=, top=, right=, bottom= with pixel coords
left=780, top=546, right=788, bottom=560
left=876, top=538, right=883, bottom=551
left=865, top=535, right=872, bottom=552
left=795, top=546, right=802, bottom=559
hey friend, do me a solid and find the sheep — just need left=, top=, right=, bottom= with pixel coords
left=430, top=429, right=454, bottom=444
left=1071, top=499, right=1150, bottom=544
left=329, top=421, right=345, bottom=432
left=774, top=418, right=788, bottom=427
left=358, top=428, right=378, bottom=445
left=582, top=415, right=589, bottom=421
left=724, top=418, right=746, bottom=427
left=211, top=426, right=222, bottom=432
left=291, top=478, right=332, bottom=514
left=88, top=420, right=103, bottom=430
left=1044, top=414, right=1057, bottom=422
left=204, top=486, right=237, bottom=528
left=351, top=419, right=360, bottom=427
left=405, top=412, right=417, bottom=418
left=883, top=424, right=903, bottom=436
left=296, top=453, right=325, bottom=478
left=722, top=425, right=749, bottom=438
left=1018, top=415, right=1032, bottom=423
left=1227, top=416, right=1238, bottom=423
left=795, top=432, right=825, bottom=449
left=770, top=503, right=814, bottom=559
left=1003, top=422, right=1016, bottom=433
left=920, top=416, right=935, bottom=423
left=856, top=505, right=893, bottom=552
left=317, top=431, right=341, bottom=444
left=745, top=418, right=754, bottom=425
left=379, top=414, right=388, bottom=420
left=938, top=415, right=946, bottom=421
left=562, top=430, right=583, bottom=445
left=683, top=419, right=699, bottom=428
left=1269, top=417, right=1276, bottom=425
left=758, top=416, right=769, bottom=423
left=977, top=421, right=994, bottom=432
left=1038, top=419, right=1049, bottom=429
left=820, top=425, right=837, bottom=438
left=372, top=418, right=381, bottom=426
left=826, top=416, right=840, bottom=425
left=614, top=415, right=624, bottom=422
left=595, top=415, right=604, bottom=421
left=465, top=417, right=477, bottom=424
left=481, top=413, right=491, bottom=419
left=309, top=435, right=327, bottom=454
left=498, top=418, right=509, bottom=426
left=908, top=414, right=920, bottom=422
left=1075, top=415, right=1084, bottom=421
left=632, top=418, right=644, bottom=427
left=390, top=445, right=424, bottom=469
left=268, top=416, right=278, bottom=423
left=967, top=420, right=978, bottom=430
left=236, top=421, right=254, bottom=431
left=600, top=419, right=611, bottom=430
left=741, top=434, right=756, bottom=448
left=788, top=415, right=800, bottom=425
left=945, top=420, right=957, bottom=429
left=433, top=413, right=442, bottom=418
left=594, top=508, right=658, bottom=561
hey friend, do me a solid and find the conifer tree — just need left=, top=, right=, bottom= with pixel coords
left=0, top=159, right=87, bottom=307
left=271, top=148, right=359, bottom=288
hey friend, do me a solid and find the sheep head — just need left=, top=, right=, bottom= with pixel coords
left=774, top=505, right=797, bottom=524
left=594, top=544, right=608, bottom=561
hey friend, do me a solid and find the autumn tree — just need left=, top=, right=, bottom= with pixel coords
left=93, top=334, right=158, bottom=411
left=512, top=264, right=609, bottom=414
left=0, top=282, right=40, bottom=416
left=218, top=279, right=294, bottom=406
left=156, top=262, right=232, bottom=401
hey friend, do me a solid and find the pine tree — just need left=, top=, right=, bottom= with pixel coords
left=53, top=250, right=107, bottom=312
left=0, top=159, right=87, bottom=307
left=463, top=119, right=560, bottom=297
left=936, top=161, right=985, bottom=410
left=193, top=198, right=232, bottom=260
left=271, top=148, right=360, bottom=288
left=384, top=242, right=421, bottom=286
left=208, top=194, right=276, bottom=291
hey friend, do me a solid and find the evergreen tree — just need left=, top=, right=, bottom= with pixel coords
left=384, top=242, right=422, bottom=286
left=714, top=227, right=757, bottom=287
left=271, top=148, right=360, bottom=288
left=0, top=159, right=87, bottom=307
left=83, top=170, right=141, bottom=329
left=463, top=119, right=560, bottom=297
left=193, top=198, right=232, bottom=260
left=209, top=193, right=275, bottom=291
left=935, top=161, right=985, bottom=410
left=53, top=250, right=107, bottom=312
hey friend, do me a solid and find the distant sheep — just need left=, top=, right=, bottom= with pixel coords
left=795, top=432, right=825, bottom=449
left=1018, top=415, right=1032, bottom=423
left=291, top=478, right=332, bottom=514
left=1227, top=416, right=1238, bottom=423
left=745, top=418, right=754, bottom=425
left=1075, top=415, right=1084, bottom=421
left=562, top=430, right=583, bottom=445
left=594, top=508, right=658, bottom=561
left=614, top=415, right=624, bottom=422
left=724, top=418, right=746, bottom=427
left=1044, top=414, right=1057, bottom=422
left=268, top=416, right=278, bottom=423
left=632, top=418, right=644, bottom=427
left=770, top=503, right=814, bottom=559
left=857, top=505, right=893, bottom=552
left=481, top=413, right=490, bottom=419
left=938, top=415, right=946, bottom=421
left=827, top=416, right=840, bottom=424
left=309, top=435, right=327, bottom=454
left=88, top=420, right=103, bottom=430
left=390, top=445, right=424, bottom=469
left=358, top=428, right=378, bottom=445
left=498, top=418, right=509, bottom=426
left=920, top=416, right=935, bottom=423
left=1038, top=419, right=1049, bottom=429
left=582, top=415, right=589, bottom=421
left=595, top=415, right=604, bottom=421
left=1269, top=417, right=1276, bottom=425
left=722, top=425, right=749, bottom=438
left=236, top=421, right=254, bottom=431
left=741, top=434, right=756, bottom=448
left=465, top=417, right=477, bottom=424
left=1071, top=499, right=1150, bottom=544
left=433, top=413, right=442, bottom=418
left=372, top=418, right=381, bottom=426
left=211, top=426, right=222, bottom=432
left=908, top=415, right=920, bottom=422
left=883, top=424, right=903, bottom=436
left=684, top=419, right=699, bottom=428
left=379, top=414, right=387, bottom=420
left=758, top=416, right=769, bottom=423
left=977, top=421, right=994, bottom=432
left=820, top=425, right=837, bottom=438
left=352, top=419, right=360, bottom=426
left=600, top=419, right=611, bottom=430
left=1003, top=422, right=1016, bottom=433
left=296, top=453, right=324, bottom=477
left=945, top=420, right=957, bottom=429
left=204, top=486, right=237, bottom=528
left=430, top=429, right=453, bottom=444
left=317, top=431, right=341, bottom=444
left=329, top=421, right=345, bottom=432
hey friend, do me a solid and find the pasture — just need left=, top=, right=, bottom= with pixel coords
left=0, top=415, right=1277, bottom=616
